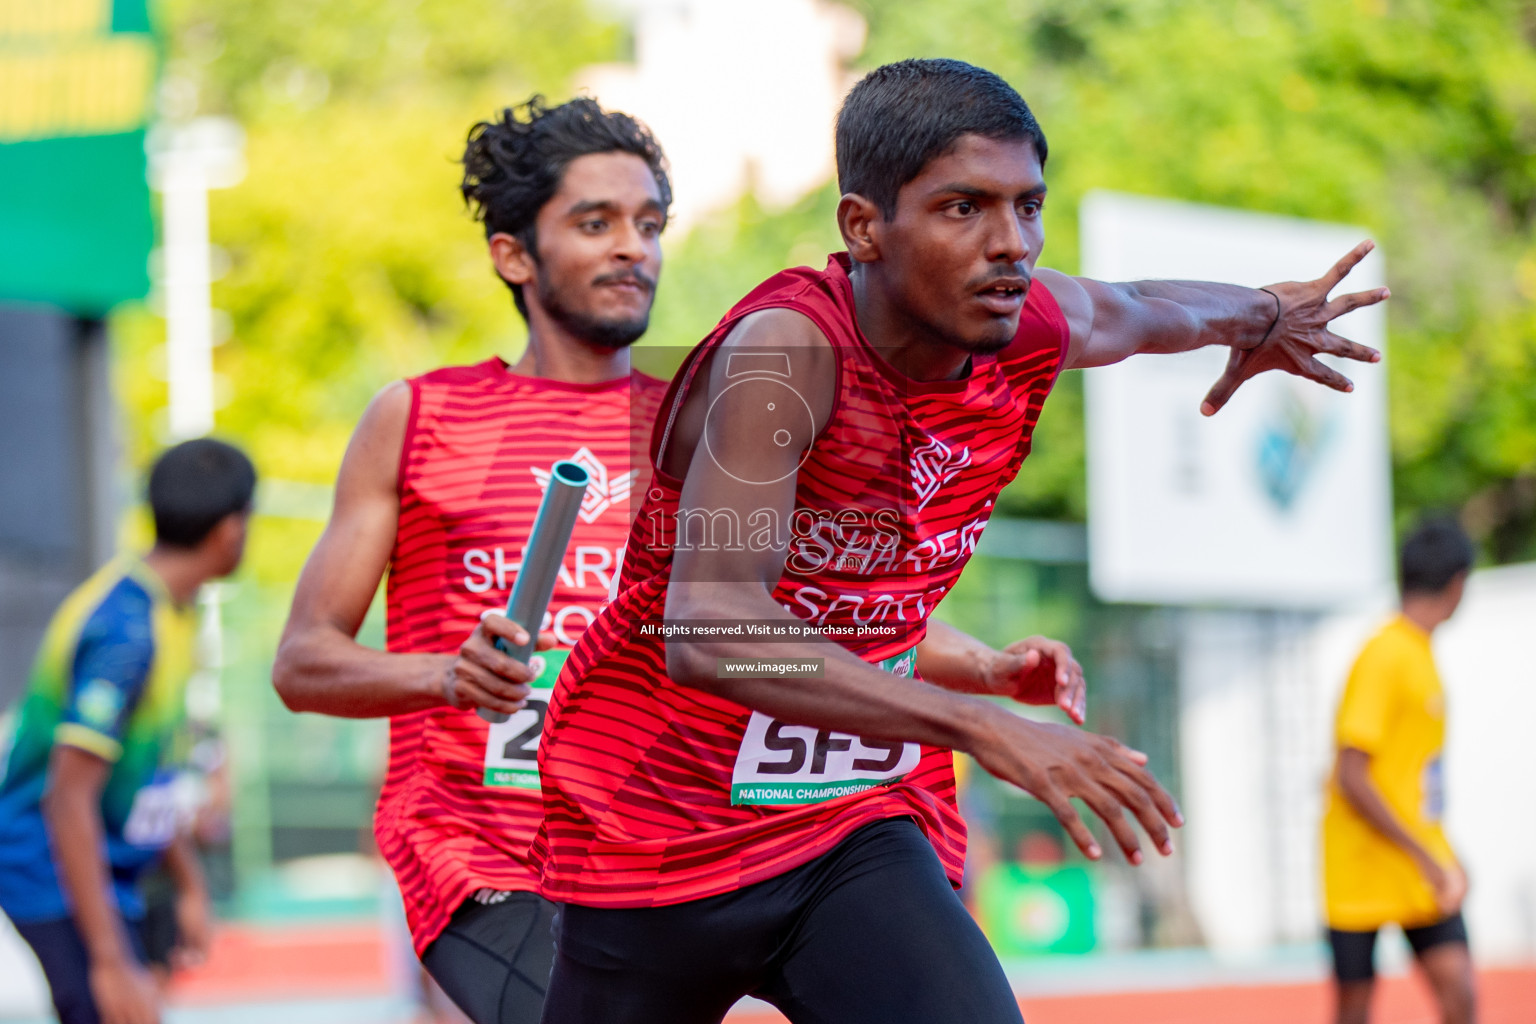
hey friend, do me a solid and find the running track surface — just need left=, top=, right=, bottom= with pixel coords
left=163, top=922, right=1535, bottom=1023
left=735, top=969, right=1536, bottom=1024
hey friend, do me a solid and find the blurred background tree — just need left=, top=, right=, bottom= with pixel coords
left=120, top=0, right=1536, bottom=588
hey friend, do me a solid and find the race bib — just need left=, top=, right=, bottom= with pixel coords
left=123, top=776, right=178, bottom=848
left=482, top=649, right=568, bottom=789
left=1422, top=756, right=1444, bottom=822
left=730, top=648, right=922, bottom=806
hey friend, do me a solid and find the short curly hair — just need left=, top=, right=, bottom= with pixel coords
left=461, top=95, right=672, bottom=319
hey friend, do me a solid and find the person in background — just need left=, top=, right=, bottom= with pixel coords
left=1323, top=517, right=1477, bottom=1024
left=0, top=439, right=256, bottom=1024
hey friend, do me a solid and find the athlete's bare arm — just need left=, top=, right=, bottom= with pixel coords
left=916, top=619, right=1086, bottom=725
left=1040, top=239, right=1388, bottom=416
left=273, top=382, right=545, bottom=719
left=1335, top=746, right=1466, bottom=915
left=158, top=831, right=211, bottom=972
left=662, top=310, right=1178, bottom=864
left=44, top=746, right=160, bottom=1024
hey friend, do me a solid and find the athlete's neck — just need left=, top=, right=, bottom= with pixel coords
left=1401, top=592, right=1455, bottom=635
left=142, top=544, right=209, bottom=607
left=509, top=327, right=632, bottom=384
left=847, top=263, right=972, bottom=383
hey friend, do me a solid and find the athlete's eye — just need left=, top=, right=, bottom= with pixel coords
left=637, top=219, right=662, bottom=238
left=579, top=219, right=607, bottom=234
left=1020, top=199, right=1044, bottom=218
left=953, top=201, right=978, bottom=216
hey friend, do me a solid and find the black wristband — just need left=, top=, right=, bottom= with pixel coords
left=1258, top=287, right=1282, bottom=344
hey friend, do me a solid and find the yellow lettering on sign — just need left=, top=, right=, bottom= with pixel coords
left=0, top=0, right=109, bottom=38
left=0, top=37, right=153, bottom=141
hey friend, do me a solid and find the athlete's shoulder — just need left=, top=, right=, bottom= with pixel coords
left=1350, top=617, right=1421, bottom=681
left=409, top=357, right=508, bottom=389
left=1377, top=617, right=1434, bottom=662
left=631, top=369, right=670, bottom=396
left=70, top=562, right=155, bottom=647
left=721, top=254, right=852, bottom=327
left=1000, top=273, right=1070, bottom=365
left=73, top=570, right=157, bottom=685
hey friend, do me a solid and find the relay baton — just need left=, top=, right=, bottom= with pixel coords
left=477, top=459, right=592, bottom=724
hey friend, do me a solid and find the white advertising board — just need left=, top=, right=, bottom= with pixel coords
left=1081, top=191, right=1393, bottom=608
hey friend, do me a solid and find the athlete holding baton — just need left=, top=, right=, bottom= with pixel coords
left=272, top=97, right=674, bottom=1023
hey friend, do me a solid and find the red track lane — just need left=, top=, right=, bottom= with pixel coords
left=169, top=925, right=1533, bottom=1023
left=1020, top=969, right=1535, bottom=1024
left=168, top=922, right=389, bottom=1004
left=730, top=969, right=1536, bottom=1024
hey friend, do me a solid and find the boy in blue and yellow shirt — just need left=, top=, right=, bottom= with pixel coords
left=0, top=439, right=254, bottom=1024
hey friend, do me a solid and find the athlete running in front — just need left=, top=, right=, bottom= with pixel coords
left=534, top=59, right=1388, bottom=1024
left=271, top=97, right=673, bottom=1024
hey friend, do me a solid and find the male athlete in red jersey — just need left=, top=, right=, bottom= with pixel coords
left=271, top=97, right=674, bottom=1024
left=534, top=59, right=1388, bottom=1024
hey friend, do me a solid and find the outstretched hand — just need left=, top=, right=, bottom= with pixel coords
left=1200, top=240, right=1388, bottom=416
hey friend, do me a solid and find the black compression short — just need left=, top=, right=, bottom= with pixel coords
left=1328, top=912, right=1470, bottom=983
left=539, top=817, right=1024, bottom=1024
left=422, top=890, right=559, bottom=1024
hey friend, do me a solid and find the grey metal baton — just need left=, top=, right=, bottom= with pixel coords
left=478, top=459, right=592, bottom=724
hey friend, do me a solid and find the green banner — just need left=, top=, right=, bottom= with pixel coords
left=976, top=863, right=1097, bottom=956
left=0, top=0, right=156, bottom=315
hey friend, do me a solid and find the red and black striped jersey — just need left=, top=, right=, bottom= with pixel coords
left=533, top=254, right=1069, bottom=908
left=375, top=357, right=664, bottom=954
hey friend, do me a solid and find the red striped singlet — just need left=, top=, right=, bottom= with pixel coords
left=377, top=358, right=664, bottom=953
left=533, top=254, right=1069, bottom=907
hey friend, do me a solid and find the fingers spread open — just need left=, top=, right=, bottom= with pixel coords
left=1103, top=770, right=1173, bottom=855
left=1297, top=356, right=1354, bottom=392
left=1109, top=752, right=1184, bottom=826
left=1040, top=785, right=1102, bottom=860
left=1321, top=239, right=1374, bottom=289
left=1316, top=332, right=1381, bottom=364
left=1200, top=350, right=1251, bottom=417
left=1323, top=286, right=1389, bottom=322
left=1078, top=781, right=1143, bottom=864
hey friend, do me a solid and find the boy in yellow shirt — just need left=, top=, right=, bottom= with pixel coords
left=1322, top=518, right=1476, bottom=1024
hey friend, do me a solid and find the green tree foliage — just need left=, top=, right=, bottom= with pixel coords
left=124, top=0, right=625, bottom=582
left=128, top=0, right=1536, bottom=579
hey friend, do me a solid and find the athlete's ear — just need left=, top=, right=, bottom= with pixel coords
left=489, top=232, right=536, bottom=287
left=837, top=193, right=882, bottom=264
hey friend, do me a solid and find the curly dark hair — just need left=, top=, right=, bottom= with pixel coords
left=461, top=95, right=672, bottom=319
